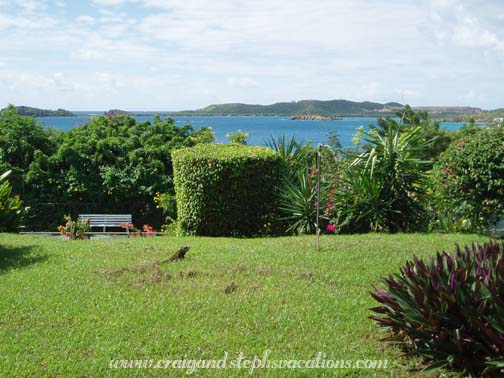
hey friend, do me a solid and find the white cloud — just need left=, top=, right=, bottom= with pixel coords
left=227, top=77, right=258, bottom=89
left=76, top=15, right=95, bottom=23
left=0, top=0, right=503, bottom=109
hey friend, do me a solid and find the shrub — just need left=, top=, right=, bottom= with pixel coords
left=57, top=215, right=89, bottom=240
left=334, top=123, right=433, bottom=233
left=225, top=130, right=249, bottom=145
left=279, top=171, right=318, bottom=234
left=432, top=126, right=504, bottom=233
left=172, top=144, right=284, bottom=236
left=370, top=242, right=504, bottom=377
left=0, top=170, right=23, bottom=232
left=266, top=135, right=314, bottom=180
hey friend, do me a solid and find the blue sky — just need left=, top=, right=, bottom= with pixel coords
left=0, top=0, right=503, bottom=110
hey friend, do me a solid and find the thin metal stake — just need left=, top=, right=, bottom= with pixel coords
left=315, top=144, right=322, bottom=252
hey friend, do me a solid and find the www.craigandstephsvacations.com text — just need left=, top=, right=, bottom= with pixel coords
left=109, top=351, right=389, bottom=375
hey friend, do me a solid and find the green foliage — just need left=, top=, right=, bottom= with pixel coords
left=335, top=122, right=433, bottom=232
left=172, top=144, right=283, bottom=236
left=279, top=172, right=318, bottom=234
left=373, top=105, right=454, bottom=161
left=371, top=241, right=504, bottom=377
left=267, top=136, right=324, bottom=235
left=0, top=105, right=56, bottom=174
left=432, top=126, right=504, bottom=233
left=327, top=130, right=343, bottom=153
left=333, top=170, right=392, bottom=233
left=153, top=191, right=177, bottom=226
left=0, top=170, right=23, bottom=232
left=225, top=129, right=249, bottom=145
left=0, top=109, right=203, bottom=229
left=266, top=135, right=314, bottom=179
left=189, top=126, right=215, bottom=144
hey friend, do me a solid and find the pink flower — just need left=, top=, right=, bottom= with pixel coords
left=326, top=224, right=336, bottom=234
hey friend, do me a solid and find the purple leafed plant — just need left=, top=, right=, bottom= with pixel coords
left=370, top=241, right=504, bottom=377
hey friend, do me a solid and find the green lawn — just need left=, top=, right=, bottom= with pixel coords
left=0, top=233, right=488, bottom=377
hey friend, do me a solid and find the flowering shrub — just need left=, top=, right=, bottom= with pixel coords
left=120, top=223, right=156, bottom=237
left=432, top=126, right=504, bottom=233
left=57, top=215, right=89, bottom=240
left=142, top=224, right=156, bottom=237
left=370, top=242, right=504, bottom=376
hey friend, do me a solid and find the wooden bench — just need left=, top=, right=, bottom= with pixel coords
left=78, top=214, right=132, bottom=235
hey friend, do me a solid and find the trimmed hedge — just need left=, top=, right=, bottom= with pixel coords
left=172, top=144, right=284, bottom=236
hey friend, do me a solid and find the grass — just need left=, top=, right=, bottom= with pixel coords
left=0, top=233, right=488, bottom=377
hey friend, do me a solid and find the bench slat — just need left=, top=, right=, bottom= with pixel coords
left=78, top=214, right=132, bottom=233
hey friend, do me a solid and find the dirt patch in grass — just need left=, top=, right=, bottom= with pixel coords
left=102, top=246, right=189, bottom=287
left=297, top=271, right=314, bottom=280
left=179, top=268, right=207, bottom=278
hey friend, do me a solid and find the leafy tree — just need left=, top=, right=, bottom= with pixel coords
left=0, top=105, right=56, bottom=191
left=0, top=108, right=207, bottom=229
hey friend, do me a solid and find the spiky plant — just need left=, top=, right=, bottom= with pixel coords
left=370, top=241, right=504, bottom=377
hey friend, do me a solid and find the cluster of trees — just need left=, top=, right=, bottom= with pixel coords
left=0, top=105, right=214, bottom=230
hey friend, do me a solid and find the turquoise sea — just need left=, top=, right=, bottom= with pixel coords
left=35, top=114, right=466, bottom=148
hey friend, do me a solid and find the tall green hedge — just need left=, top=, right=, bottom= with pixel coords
left=172, top=144, right=284, bottom=236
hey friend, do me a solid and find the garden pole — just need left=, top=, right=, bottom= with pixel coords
left=315, top=144, right=322, bottom=252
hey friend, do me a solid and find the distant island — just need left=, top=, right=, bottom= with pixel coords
left=7, top=101, right=502, bottom=124
left=170, top=99, right=405, bottom=117
left=290, top=115, right=338, bottom=121
left=168, top=100, right=499, bottom=122
left=4, top=106, right=75, bottom=117
left=104, top=109, right=130, bottom=116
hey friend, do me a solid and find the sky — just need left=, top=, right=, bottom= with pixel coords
left=0, top=0, right=503, bottom=111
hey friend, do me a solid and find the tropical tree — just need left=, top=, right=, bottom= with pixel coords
left=335, top=121, right=433, bottom=232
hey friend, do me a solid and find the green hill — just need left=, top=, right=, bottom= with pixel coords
left=4, top=106, right=75, bottom=117
left=172, top=99, right=404, bottom=117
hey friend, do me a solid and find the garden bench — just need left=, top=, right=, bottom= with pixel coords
left=78, top=214, right=132, bottom=235
left=491, top=219, right=504, bottom=236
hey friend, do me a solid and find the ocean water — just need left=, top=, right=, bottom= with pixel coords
left=35, top=115, right=466, bottom=148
